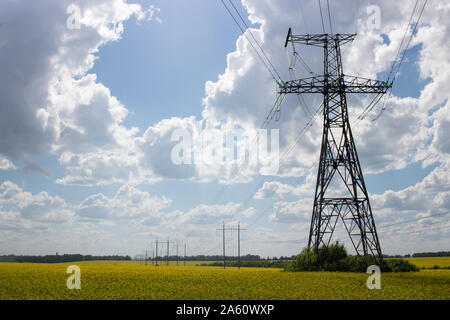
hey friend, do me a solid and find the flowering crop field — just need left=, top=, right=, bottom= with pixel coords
left=0, top=262, right=449, bottom=300
left=401, top=257, right=450, bottom=269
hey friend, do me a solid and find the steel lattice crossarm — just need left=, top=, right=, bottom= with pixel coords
left=285, top=31, right=356, bottom=47
left=279, top=75, right=392, bottom=94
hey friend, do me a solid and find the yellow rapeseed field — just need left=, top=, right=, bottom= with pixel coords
left=401, top=257, right=450, bottom=269
left=0, top=262, right=448, bottom=300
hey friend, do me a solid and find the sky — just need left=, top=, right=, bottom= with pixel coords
left=0, top=0, right=448, bottom=258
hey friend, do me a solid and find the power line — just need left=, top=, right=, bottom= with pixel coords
left=288, top=66, right=312, bottom=117
left=354, top=0, right=425, bottom=122
left=389, top=0, right=428, bottom=82
left=285, top=45, right=316, bottom=117
left=205, top=97, right=283, bottom=207
left=286, top=26, right=316, bottom=76
left=206, top=73, right=319, bottom=214
left=376, top=214, right=450, bottom=242
left=181, top=88, right=288, bottom=237
left=244, top=121, right=324, bottom=229
left=261, top=93, right=286, bottom=128
left=201, top=242, right=223, bottom=256
left=298, top=93, right=313, bottom=118
left=378, top=211, right=450, bottom=229
left=355, top=92, right=384, bottom=121
left=389, top=0, right=419, bottom=79
left=203, top=1, right=294, bottom=210
left=326, top=0, right=333, bottom=35
left=246, top=177, right=306, bottom=230
left=220, top=0, right=283, bottom=84
left=256, top=239, right=305, bottom=244
left=294, top=51, right=316, bottom=75
left=381, top=224, right=450, bottom=238
left=209, top=1, right=321, bottom=211
left=372, top=0, right=427, bottom=121
left=221, top=0, right=290, bottom=128
left=229, top=100, right=323, bottom=221
left=279, top=101, right=323, bottom=161
left=248, top=213, right=449, bottom=248
left=230, top=110, right=322, bottom=230
left=317, top=0, right=326, bottom=33
left=296, top=0, right=309, bottom=34
left=353, top=0, right=359, bottom=34
left=227, top=0, right=283, bottom=82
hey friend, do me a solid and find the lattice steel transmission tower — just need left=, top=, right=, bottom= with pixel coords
left=280, top=30, right=392, bottom=258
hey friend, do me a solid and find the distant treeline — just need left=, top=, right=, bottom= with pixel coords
left=2, top=251, right=448, bottom=264
left=0, top=254, right=132, bottom=263
left=383, top=254, right=412, bottom=258
left=412, top=251, right=450, bottom=257
left=382, top=252, right=450, bottom=258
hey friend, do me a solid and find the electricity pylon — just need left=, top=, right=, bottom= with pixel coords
left=280, top=30, right=392, bottom=258
left=217, top=222, right=246, bottom=269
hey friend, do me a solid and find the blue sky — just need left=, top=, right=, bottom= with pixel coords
left=91, top=0, right=243, bottom=128
left=0, top=0, right=448, bottom=257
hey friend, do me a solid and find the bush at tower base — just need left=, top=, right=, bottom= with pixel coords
left=285, top=242, right=419, bottom=273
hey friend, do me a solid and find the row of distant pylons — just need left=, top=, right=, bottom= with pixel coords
left=135, top=240, right=187, bottom=266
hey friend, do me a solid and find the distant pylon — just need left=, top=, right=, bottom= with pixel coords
left=216, top=222, right=246, bottom=269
